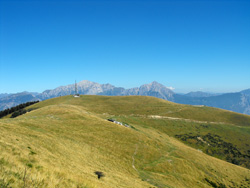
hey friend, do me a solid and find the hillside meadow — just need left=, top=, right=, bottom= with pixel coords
left=0, top=95, right=250, bottom=187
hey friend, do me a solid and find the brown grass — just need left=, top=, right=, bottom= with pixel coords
left=0, top=95, right=249, bottom=187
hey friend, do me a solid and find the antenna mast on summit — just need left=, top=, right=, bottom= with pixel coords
left=75, top=80, right=77, bottom=95
left=74, top=80, right=80, bottom=97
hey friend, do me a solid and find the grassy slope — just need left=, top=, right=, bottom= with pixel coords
left=0, top=95, right=249, bottom=188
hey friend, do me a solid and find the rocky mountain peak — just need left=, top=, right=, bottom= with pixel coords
left=136, top=81, right=174, bottom=100
left=150, top=81, right=162, bottom=86
left=141, top=81, right=173, bottom=92
left=78, top=80, right=96, bottom=86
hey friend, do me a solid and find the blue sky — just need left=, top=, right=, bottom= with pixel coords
left=0, top=0, right=249, bottom=93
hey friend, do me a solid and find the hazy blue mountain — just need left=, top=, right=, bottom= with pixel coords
left=0, top=92, right=39, bottom=110
left=173, top=92, right=250, bottom=115
left=241, top=89, right=250, bottom=96
left=184, top=91, right=221, bottom=98
left=0, top=93, right=11, bottom=99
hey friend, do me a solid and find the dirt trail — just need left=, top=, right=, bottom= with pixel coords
left=147, top=115, right=232, bottom=125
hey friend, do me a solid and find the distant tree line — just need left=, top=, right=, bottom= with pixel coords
left=175, top=133, right=250, bottom=169
left=0, top=101, right=39, bottom=118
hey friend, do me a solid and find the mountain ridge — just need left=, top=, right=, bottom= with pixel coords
left=1, top=80, right=250, bottom=115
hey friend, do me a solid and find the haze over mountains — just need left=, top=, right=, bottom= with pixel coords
left=1, top=80, right=250, bottom=115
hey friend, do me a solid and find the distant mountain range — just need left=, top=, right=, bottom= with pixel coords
left=183, top=91, right=221, bottom=98
left=1, top=80, right=250, bottom=115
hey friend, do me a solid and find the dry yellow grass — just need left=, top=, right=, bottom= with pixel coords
left=0, top=95, right=250, bottom=187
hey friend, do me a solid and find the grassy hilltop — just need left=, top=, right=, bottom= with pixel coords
left=0, top=95, right=250, bottom=188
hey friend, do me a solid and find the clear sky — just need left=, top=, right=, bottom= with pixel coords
left=0, top=0, right=249, bottom=94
